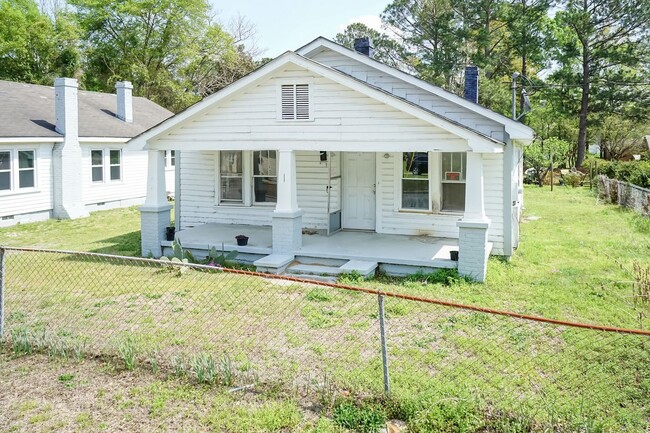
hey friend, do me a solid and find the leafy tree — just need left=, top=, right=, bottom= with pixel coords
left=524, top=137, right=572, bottom=185
left=0, top=0, right=79, bottom=83
left=551, top=0, right=650, bottom=167
left=70, top=0, right=253, bottom=112
left=334, top=22, right=404, bottom=69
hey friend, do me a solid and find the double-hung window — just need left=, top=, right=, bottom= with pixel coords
left=400, top=151, right=467, bottom=212
left=0, top=149, right=36, bottom=192
left=218, top=150, right=277, bottom=205
left=165, top=150, right=175, bottom=168
left=91, top=149, right=122, bottom=183
left=441, top=152, right=466, bottom=211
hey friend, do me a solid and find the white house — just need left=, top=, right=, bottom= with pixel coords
left=130, top=37, right=534, bottom=282
left=0, top=78, right=173, bottom=227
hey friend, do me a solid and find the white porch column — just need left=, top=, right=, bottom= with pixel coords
left=272, top=150, right=303, bottom=253
left=140, top=150, right=171, bottom=258
left=457, top=151, right=491, bottom=282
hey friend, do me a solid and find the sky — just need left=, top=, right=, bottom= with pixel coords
left=212, top=0, right=388, bottom=59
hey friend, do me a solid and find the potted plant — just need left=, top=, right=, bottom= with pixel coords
left=165, top=225, right=175, bottom=241
left=235, top=235, right=249, bottom=246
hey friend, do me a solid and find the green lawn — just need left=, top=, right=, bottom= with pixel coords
left=1, top=186, right=649, bottom=432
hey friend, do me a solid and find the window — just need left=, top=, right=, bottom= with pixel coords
left=220, top=150, right=243, bottom=203
left=441, top=152, right=466, bottom=211
left=18, top=151, right=35, bottom=188
left=253, top=150, right=277, bottom=203
left=0, top=151, right=10, bottom=191
left=0, top=149, right=37, bottom=192
left=91, top=150, right=103, bottom=182
left=402, top=152, right=429, bottom=210
left=217, top=150, right=278, bottom=205
left=280, top=84, right=310, bottom=120
left=109, top=150, right=121, bottom=181
left=165, top=150, right=175, bottom=167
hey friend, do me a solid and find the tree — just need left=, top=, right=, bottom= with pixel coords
left=552, top=0, right=650, bottom=167
left=70, top=0, right=253, bottom=112
left=0, top=0, right=79, bottom=83
left=334, top=22, right=405, bottom=69
left=524, top=137, right=572, bottom=185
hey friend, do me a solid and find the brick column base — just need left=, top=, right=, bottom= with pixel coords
left=457, top=220, right=490, bottom=282
left=272, top=211, right=303, bottom=254
left=140, top=204, right=172, bottom=258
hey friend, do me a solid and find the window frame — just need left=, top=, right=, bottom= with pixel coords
left=109, top=149, right=122, bottom=181
left=440, top=152, right=467, bottom=213
left=252, top=150, right=278, bottom=205
left=400, top=152, right=432, bottom=212
left=276, top=82, right=314, bottom=122
left=90, top=147, right=123, bottom=184
left=0, top=148, right=38, bottom=195
left=164, top=150, right=176, bottom=168
left=396, top=151, right=466, bottom=214
left=215, top=150, right=279, bottom=207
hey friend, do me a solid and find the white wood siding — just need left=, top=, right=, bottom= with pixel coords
left=309, top=49, right=506, bottom=142
left=0, top=143, right=53, bottom=218
left=81, top=144, right=147, bottom=205
left=377, top=152, right=504, bottom=252
left=180, top=150, right=339, bottom=230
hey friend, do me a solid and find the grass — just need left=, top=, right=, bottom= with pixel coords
left=0, top=186, right=649, bottom=432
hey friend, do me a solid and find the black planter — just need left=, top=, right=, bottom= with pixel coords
left=450, top=250, right=459, bottom=261
left=165, top=226, right=176, bottom=241
left=235, top=235, right=249, bottom=246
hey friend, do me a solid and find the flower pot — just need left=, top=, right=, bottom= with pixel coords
left=165, top=226, right=175, bottom=241
left=235, top=235, right=249, bottom=246
left=450, top=250, right=459, bottom=261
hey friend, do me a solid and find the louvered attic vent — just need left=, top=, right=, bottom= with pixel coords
left=281, top=84, right=310, bottom=120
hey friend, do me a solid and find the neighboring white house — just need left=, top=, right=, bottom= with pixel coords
left=130, top=37, right=534, bottom=282
left=0, top=78, right=172, bottom=227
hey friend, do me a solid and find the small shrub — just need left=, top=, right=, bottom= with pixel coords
left=562, top=171, right=583, bottom=188
left=333, top=401, right=386, bottom=433
left=338, top=271, right=364, bottom=284
left=117, top=335, right=139, bottom=370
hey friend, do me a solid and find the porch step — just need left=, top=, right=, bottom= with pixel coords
left=254, top=254, right=294, bottom=275
left=285, top=259, right=378, bottom=280
left=293, top=255, right=348, bottom=267
left=286, top=274, right=339, bottom=284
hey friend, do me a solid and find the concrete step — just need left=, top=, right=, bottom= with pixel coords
left=293, top=255, right=349, bottom=267
left=285, top=274, right=338, bottom=283
left=339, top=260, right=378, bottom=278
left=286, top=263, right=345, bottom=276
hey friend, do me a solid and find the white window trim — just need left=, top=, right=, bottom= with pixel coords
left=215, top=150, right=278, bottom=207
left=396, top=152, right=465, bottom=215
left=90, top=147, right=123, bottom=185
left=275, top=82, right=314, bottom=122
left=440, top=152, right=467, bottom=214
left=164, top=150, right=176, bottom=169
left=0, top=148, right=38, bottom=196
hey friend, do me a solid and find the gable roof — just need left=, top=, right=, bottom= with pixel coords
left=130, top=51, right=505, bottom=153
left=0, top=80, right=173, bottom=139
left=296, top=37, right=534, bottom=142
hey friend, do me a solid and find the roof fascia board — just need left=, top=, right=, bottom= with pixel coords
left=0, top=137, right=63, bottom=143
left=80, top=137, right=130, bottom=143
left=296, top=38, right=534, bottom=140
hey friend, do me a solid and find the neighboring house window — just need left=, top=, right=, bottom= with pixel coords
left=217, top=150, right=278, bottom=205
left=91, top=149, right=122, bottom=183
left=18, top=151, right=35, bottom=188
left=441, top=152, right=466, bottom=212
left=280, top=84, right=310, bottom=120
left=91, top=150, right=104, bottom=182
left=109, top=150, right=121, bottom=181
left=165, top=150, right=175, bottom=167
left=0, top=149, right=36, bottom=192
left=220, top=150, right=243, bottom=203
left=402, top=152, right=429, bottom=210
left=253, top=150, right=277, bottom=203
left=0, top=151, right=11, bottom=191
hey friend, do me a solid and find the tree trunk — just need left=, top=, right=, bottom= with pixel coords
left=576, top=43, right=590, bottom=168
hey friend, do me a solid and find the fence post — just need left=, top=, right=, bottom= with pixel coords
left=378, top=292, right=390, bottom=394
left=0, top=247, right=5, bottom=340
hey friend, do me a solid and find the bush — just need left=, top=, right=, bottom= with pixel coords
left=597, top=160, right=650, bottom=188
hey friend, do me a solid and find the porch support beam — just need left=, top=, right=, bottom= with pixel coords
left=140, top=150, right=171, bottom=258
left=457, top=152, right=491, bottom=282
left=272, top=150, right=303, bottom=253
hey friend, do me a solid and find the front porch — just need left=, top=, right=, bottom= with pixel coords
left=163, top=223, right=467, bottom=277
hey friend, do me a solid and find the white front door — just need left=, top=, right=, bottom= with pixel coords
left=342, top=152, right=376, bottom=230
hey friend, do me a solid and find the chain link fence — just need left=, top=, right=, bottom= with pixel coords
left=1, top=246, right=649, bottom=431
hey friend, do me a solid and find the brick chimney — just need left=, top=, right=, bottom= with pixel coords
left=116, top=81, right=133, bottom=123
left=54, top=78, right=78, bottom=139
left=353, top=37, right=374, bottom=58
left=464, top=66, right=479, bottom=104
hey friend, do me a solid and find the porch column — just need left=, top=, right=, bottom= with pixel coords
left=272, top=150, right=302, bottom=253
left=457, top=151, right=491, bottom=282
left=140, top=150, right=171, bottom=258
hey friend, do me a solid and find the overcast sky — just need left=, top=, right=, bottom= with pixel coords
left=213, top=0, right=387, bottom=59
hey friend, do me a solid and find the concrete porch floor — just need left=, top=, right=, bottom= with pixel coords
left=165, top=223, right=459, bottom=269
